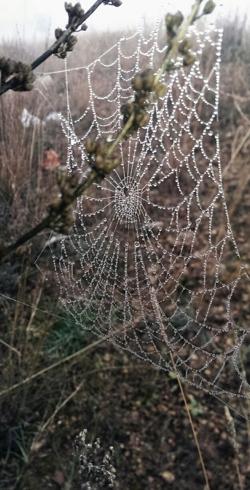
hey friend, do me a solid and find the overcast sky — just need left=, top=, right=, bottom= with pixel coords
left=0, top=0, right=248, bottom=40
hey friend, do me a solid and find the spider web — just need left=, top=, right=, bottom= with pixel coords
left=44, top=21, right=249, bottom=400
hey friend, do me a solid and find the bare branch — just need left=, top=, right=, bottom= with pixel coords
left=0, top=0, right=119, bottom=96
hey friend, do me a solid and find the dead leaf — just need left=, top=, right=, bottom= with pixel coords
left=42, top=149, right=60, bottom=170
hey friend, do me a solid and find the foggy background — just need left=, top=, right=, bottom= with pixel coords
left=0, top=0, right=248, bottom=41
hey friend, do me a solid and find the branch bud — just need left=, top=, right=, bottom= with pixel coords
left=55, top=28, right=64, bottom=40
left=203, top=0, right=216, bottom=15
left=174, top=11, right=184, bottom=27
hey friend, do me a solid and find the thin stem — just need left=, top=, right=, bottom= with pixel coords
left=32, top=0, right=105, bottom=70
left=222, top=128, right=250, bottom=177
left=35, top=363, right=146, bottom=437
left=0, top=216, right=51, bottom=258
left=0, top=169, right=98, bottom=261
left=235, top=460, right=244, bottom=490
left=0, top=322, right=134, bottom=399
left=0, top=338, right=21, bottom=358
left=170, top=352, right=211, bottom=490
left=107, top=114, right=135, bottom=156
left=155, top=0, right=202, bottom=83
left=0, top=335, right=106, bottom=398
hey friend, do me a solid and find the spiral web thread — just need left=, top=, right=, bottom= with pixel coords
left=47, top=21, right=249, bottom=400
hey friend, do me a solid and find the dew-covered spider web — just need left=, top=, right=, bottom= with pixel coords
left=42, top=21, right=249, bottom=400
